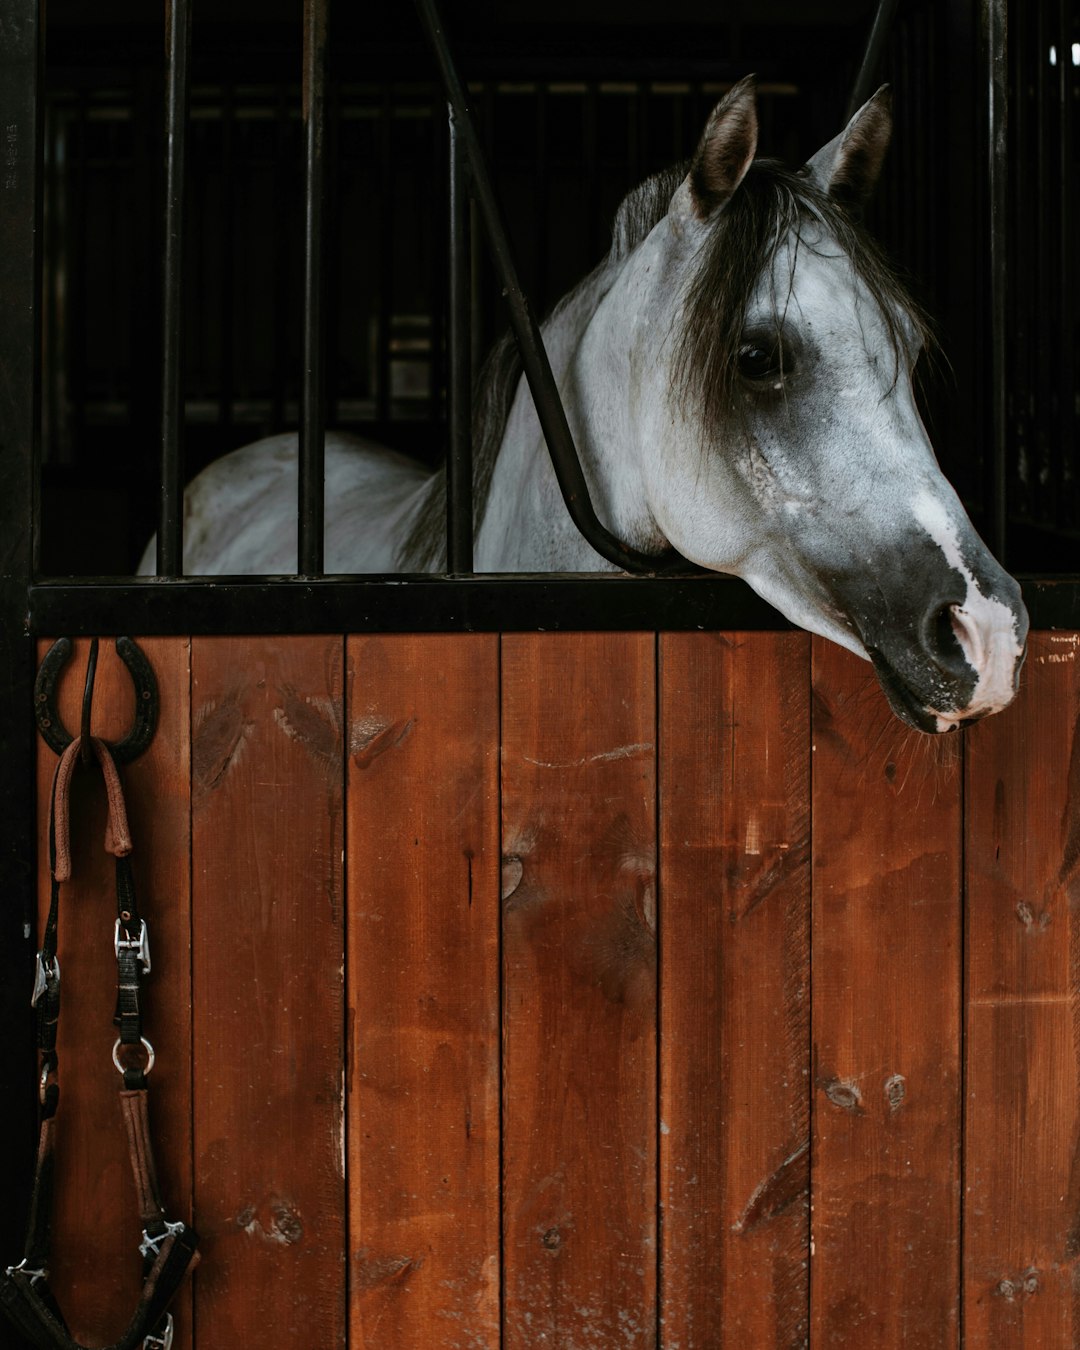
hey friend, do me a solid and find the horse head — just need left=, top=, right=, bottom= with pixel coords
left=618, top=76, right=1027, bottom=732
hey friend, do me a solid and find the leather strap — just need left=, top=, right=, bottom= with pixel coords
left=4, top=733, right=198, bottom=1350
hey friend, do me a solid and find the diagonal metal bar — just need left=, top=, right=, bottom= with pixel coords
left=414, top=0, right=690, bottom=575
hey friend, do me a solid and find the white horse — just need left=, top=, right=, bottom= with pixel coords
left=146, top=77, right=1027, bottom=733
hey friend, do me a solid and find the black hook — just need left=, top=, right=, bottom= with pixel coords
left=34, top=637, right=159, bottom=764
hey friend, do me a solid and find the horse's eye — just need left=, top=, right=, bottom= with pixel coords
left=737, top=341, right=786, bottom=384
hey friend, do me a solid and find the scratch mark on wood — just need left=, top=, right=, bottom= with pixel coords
left=1058, top=705, right=1080, bottom=899
left=522, top=742, right=652, bottom=770
left=273, top=687, right=340, bottom=767
left=739, top=834, right=810, bottom=919
left=501, top=854, right=524, bottom=901
left=732, top=1138, right=809, bottom=1235
left=1015, top=900, right=1052, bottom=932
left=193, top=694, right=250, bottom=798
left=237, top=1196, right=304, bottom=1246
left=354, top=1248, right=425, bottom=1290
left=351, top=716, right=415, bottom=769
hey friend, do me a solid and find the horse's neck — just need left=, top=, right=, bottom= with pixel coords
left=475, top=262, right=644, bottom=572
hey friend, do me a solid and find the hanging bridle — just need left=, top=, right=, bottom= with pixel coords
left=2, top=640, right=198, bottom=1350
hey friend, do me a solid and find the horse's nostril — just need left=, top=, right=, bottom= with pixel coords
left=925, top=600, right=983, bottom=677
left=933, top=604, right=957, bottom=654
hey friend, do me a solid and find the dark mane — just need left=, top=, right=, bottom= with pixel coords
left=673, top=158, right=933, bottom=434
left=398, top=158, right=930, bottom=570
left=397, top=166, right=682, bottom=570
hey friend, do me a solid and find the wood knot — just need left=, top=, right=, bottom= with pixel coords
left=541, top=1227, right=562, bottom=1252
left=822, top=1077, right=863, bottom=1114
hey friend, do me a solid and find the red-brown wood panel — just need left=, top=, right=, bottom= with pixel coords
left=191, top=636, right=345, bottom=1347
left=810, top=638, right=962, bottom=1347
left=34, top=636, right=193, bottom=1347
left=964, top=631, right=1080, bottom=1346
left=659, top=631, right=811, bottom=1348
left=501, top=632, right=657, bottom=1347
left=346, top=634, right=501, bottom=1347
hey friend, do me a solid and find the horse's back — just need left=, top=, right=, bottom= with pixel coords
left=138, top=432, right=432, bottom=575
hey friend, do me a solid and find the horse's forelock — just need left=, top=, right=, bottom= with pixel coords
left=672, top=159, right=935, bottom=439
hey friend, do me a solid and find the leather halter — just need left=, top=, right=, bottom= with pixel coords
left=1, top=733, right=198, bottom=1350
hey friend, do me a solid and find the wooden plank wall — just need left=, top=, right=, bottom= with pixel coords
left=28, top=629, right=1080, bottom=1348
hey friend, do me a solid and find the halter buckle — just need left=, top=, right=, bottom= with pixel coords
left=139, top=1220, right=185, bottom=1262
left=31, top=952, right=59, bottom=1008
left=5, top=1258, right=47, bottom=1286
left=115, top=918, right=151, bottom=975
left=142, top=1313, right=174, bottom=1350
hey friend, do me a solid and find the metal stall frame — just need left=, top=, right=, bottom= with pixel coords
left=5, top=0, right=1080, bottom=1278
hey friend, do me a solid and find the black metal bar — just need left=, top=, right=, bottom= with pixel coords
left=28, top=576, right=789, bottom=636
left=157, top=0, right=191, bottom=577
left=984, top=0, right=1009, bottom=562
left=847, top=0, right=901, bottom=119
left=271, top=85, right=291, bottom=433
left=1058, top=0, right=1074, bottom=530
left=26, top=574, right=1080, bottom=638
left=218, top=81, right=236, bottom=433
left=446, top=109, right=473, bottom=573
left=413, top=0, right=688, bottom=575
left=299, top=0, right=329, bottom=577
left=375, top=86, right=393, bottom=426
left=0, top=0, right=43, bottom=1261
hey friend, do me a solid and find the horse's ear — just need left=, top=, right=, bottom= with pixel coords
left=804, top=85, right=892, bottom=208
left=671, top=76, right=758, bottom=223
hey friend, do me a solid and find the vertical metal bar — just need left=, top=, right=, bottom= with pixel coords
left=375, top=86, right=393, bottom=427
left=0, top=0, right=43, bottom=1253
left=446, top=109, right=473, bottom=573
left=271, top=85, right=290, bottom=433
left=299, top=0, right=328, bottom=577
left=1058, top=0, right=1074, bottom=526
left=218, top=82, right=235, bottom=433
left=157, top=0, right=191, bottom=577
left=984, top=0, right=1008, bottom=562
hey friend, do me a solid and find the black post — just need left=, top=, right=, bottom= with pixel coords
left=299, top=0, right=329, bottom=577
left=446, top=110, right=473, bottom=574
left=157, top=0, right=192, bottom=577
left=983, top=0, right=1008, bottom=563
left=0, top=0, right=43, bottom=1253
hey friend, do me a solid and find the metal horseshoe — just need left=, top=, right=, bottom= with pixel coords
left=34, top=637, right=159, bottom=765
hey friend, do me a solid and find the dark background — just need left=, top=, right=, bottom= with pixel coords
left=38, top=0, right=1077, bottom=575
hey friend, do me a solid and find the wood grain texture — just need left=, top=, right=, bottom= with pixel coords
left=346, top=634, right=501, bottom=1348
left=964, top=631, right=1080, bottom=1346
left=810, top=637, right=962, bottom=1348
left=34, top=636, right=193, bottom=1348
left=659, top=631, right=811, bottom=1349
left=191, top=636, right=345, bottom=1348
left=501, top=632, right=657, bottom=1348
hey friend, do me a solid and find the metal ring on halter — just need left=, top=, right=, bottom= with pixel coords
left=112, top=1037, right=155, bottom=1077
